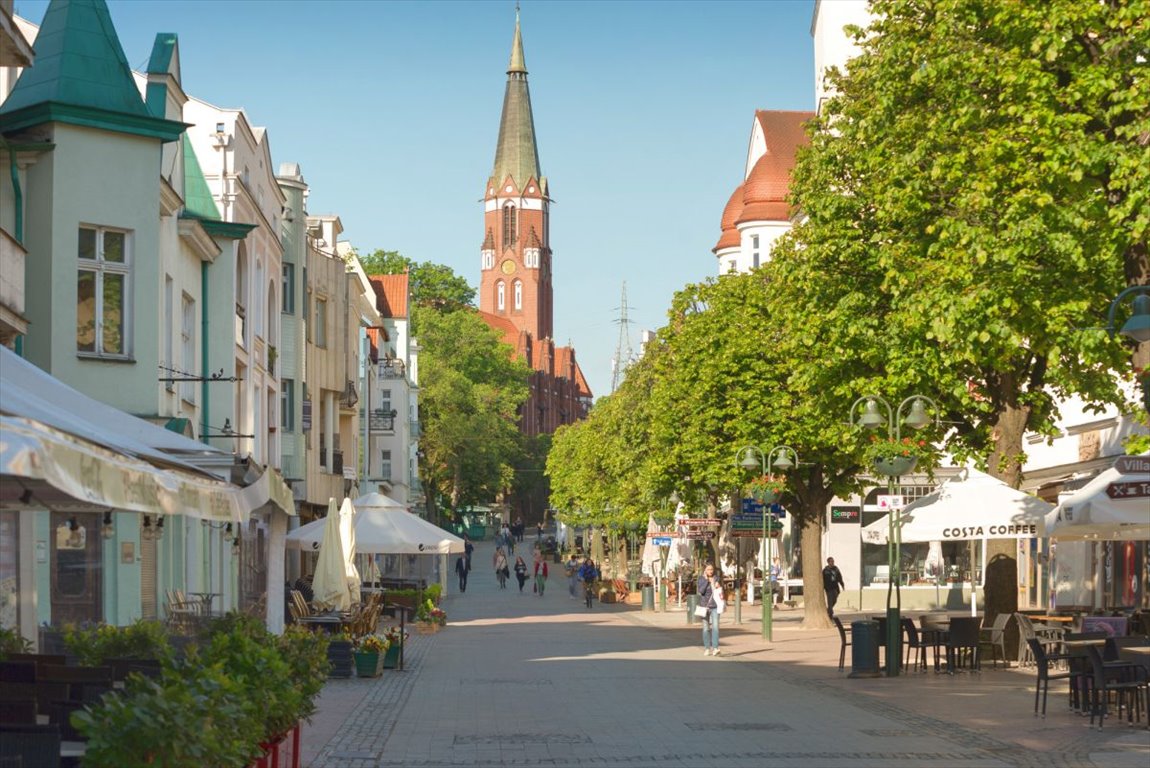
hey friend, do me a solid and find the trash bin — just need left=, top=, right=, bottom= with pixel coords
left=849, top=620, right=882, bottom=678
left=686, top=594, right=700, bottom=624
left=641, top=586, right=655, bottom=611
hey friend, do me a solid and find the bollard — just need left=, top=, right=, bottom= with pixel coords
left=686, top=594, right=699, bottom=624
left=849, top=620, right=882, bottom=678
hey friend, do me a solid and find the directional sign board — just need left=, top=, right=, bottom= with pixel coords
left=1114, top=455, right=1150, bottom=475
left=1106, top=481, right=1150, bottom=500
left=650, top=536, right=672, bottom=546
left=678, top=518, right=720, bottom=540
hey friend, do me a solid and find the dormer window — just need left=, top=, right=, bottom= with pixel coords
left=502, top=203, right=517, bottom=248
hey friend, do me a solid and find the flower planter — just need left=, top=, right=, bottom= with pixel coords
left=326, top=639, right=354, bottom=678
left=354, top=650, right=385, bottom=678
left=872, top=455, right=917, bottom=477
left=382, top=643, right=402, bottom=669
left=414, top=622, right=440, bottom=635
left=751, top=489, right=780, bottom=504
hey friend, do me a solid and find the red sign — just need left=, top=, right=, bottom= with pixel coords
left=1105, top=481, right=1150, bottom=499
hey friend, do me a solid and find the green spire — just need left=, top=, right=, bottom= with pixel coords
left=0, top=0, right=184, bottom=141
left=491, top=9, right=541, bottom=191
left=181, top=135, right=220, bottom=222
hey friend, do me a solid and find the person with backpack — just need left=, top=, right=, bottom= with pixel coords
left=579, top=558, right=598, bottom=609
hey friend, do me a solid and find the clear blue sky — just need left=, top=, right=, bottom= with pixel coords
left=15, top=0, right=816, bottom=400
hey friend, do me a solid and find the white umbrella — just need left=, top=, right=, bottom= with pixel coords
left=311, top=498, right=354, bottom=611
left=861, top=468, right=1051, bottom=545
left=339, top=497, right=361, bottom=605
left=640, top=514, right=660, bottom=577
left=1047, top=458, right=1150, bottom=541
left=286, top=501, right=465, bottom=554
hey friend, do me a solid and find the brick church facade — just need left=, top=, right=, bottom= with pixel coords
left=478, top=14, right=592, bottom=437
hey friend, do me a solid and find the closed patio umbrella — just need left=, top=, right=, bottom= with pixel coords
left=311, top=498, right=354, bottom=611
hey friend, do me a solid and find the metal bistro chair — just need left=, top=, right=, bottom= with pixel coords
left=1015, top=613, right=1063, bottom=667
left=901, top=618, right=929, bottom=673
left=1084, top=644, right=1150, bottom=730
left=832, top=616, right=851, bottom=672
left=945, top=616, right=983, bottom=673
left=978, top=612, right=1012, bottom=669
left=1027, top=637, right=1074, bottom=718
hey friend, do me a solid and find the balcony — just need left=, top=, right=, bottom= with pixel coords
left=369, top=408, right=397, bottom=433
left=380, top=359, right=406, bottom=379
left=339, top=380, right=359, bottom=409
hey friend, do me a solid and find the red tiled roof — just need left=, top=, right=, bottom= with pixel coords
left=713, top=183, right=745, bottom=253
left=736, top=110, right=814, bottom=226
left=369, top=274, right=409, bottom=318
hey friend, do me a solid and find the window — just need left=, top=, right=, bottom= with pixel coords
left=751, top=234, right=760, bottom=269
left=181, top=294, right=195, bottom=403
left=524, top=248, right=540, bottom=268
left=514, top=280, right=522, bottom=310
left=314, top=297, right=327, bottom=348
left=281, top=379, right=294, bottom=430
left=502, top=203, right=517, bottom=247
left=496, top=281, right=505, bottom=311
left=379, top=388, right=392, bottom=415
left=77, top=226, right=130, bottom=357
left=728, top=260, right=737, bottom=273
left=482, top=251, right=494, bottom=270
left=380, top=449, right=392, bottom=481
left=282, top=263, right=295, bottom=314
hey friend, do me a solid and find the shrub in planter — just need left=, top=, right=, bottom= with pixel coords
left=276, top=626, right=329, bottom=723
left=0, top=626, right=32, bottom=659
left=73, top=662, right=261, bottom=767
left=63, top=619, right=172, bottom=666
left=423, top=583, right=442, bottom=604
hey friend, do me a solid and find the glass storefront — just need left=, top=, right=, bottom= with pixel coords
left=0, top=510, right=17, bottom=630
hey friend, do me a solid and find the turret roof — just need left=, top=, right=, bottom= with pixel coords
left=489, top=10, right=541, bottom=193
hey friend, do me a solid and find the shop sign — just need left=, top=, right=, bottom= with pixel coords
left=830, top=506, right=860, bottom=524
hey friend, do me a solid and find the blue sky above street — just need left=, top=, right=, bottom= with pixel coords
left=14, top=0, right=816, bottom=399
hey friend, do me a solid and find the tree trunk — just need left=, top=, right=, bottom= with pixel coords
left=984, top=402, right=1030, bottom=624
left=799, top=522, right=832, bottom=629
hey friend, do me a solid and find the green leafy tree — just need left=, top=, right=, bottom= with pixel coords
left=357, top=249, right=475, bottom=313
left=774, top=0, right=1149, bottom=618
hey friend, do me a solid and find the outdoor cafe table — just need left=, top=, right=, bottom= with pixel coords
left=1033, top=615, right=1075, bottom=624
left=1119, top=646, right=1150, bottom=673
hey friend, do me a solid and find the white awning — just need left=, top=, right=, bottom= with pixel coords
left=1, top=416, right=242, bottom=522
left=1047, top=457, right=1150, bottom=541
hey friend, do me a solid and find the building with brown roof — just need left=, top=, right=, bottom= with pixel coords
left=713, top=110, right=815, bottom=274
left=477, top=12, right=591, bottom=437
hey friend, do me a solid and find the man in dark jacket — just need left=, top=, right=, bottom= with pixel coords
left=822, top=557, right=845, bottom=617
left=455, top=555, right=468, bottom=592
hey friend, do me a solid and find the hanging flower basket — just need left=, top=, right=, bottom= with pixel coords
left=863, top=437, right=931, bottom=477
left=747, top=475, right=786, bottom=504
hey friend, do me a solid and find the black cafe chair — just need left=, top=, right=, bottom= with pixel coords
left=945, top=616, right=983, bottom=673
left=1027, top=638, right=1073, bottom=717
left=832, top=616, right=851, bottom=671
left=901, top=618, right=928, bottom=672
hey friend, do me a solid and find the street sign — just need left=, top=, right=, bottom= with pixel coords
left=651, top=536, right=672, bottom=546
left=678, top=518, right=720, bottom=540
left=731, top=528, right=781, bottom=538
left=1114, top=456, right=1150, bottom=475
left=1105, top=481, right=1150, bottom=499
left=741, top=498, right=765, bottom=514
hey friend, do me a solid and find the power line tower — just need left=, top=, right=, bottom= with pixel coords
left=611, top=282, right=636, bottom=393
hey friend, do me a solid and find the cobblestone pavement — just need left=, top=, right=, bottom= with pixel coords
left=301, top=539, right=1150, bottom=767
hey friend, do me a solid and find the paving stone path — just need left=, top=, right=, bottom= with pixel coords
left=302, top=539, right=1150, bottom=767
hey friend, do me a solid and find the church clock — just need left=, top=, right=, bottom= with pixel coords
left=500, top=259, right=516, bottom=275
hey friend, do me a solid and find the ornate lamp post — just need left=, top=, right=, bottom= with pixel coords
left=1107, top=285, right=1150, bottom=413
left=849, top=394, right=939, bottom=677
left=736, top=444, right=798, bottom=641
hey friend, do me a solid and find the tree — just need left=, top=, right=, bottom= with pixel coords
left=357, top=249, right=475, bottom=313
left=417, top=306, right=530, bottom=515
left=774, top=0, right=1149, bottom=618
left=783, top=0, right=1147, bottom=486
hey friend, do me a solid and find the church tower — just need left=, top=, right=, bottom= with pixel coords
left=479, top=11, right=553, bottom=340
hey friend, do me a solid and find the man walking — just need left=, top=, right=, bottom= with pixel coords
left=455, top=554, right=468, bottom=593
left=463, top=534, right=474, bottom=572
left=822, top=556, right=845, bottom=617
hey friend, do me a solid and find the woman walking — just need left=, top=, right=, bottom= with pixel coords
left=513, top=555, right=529, bottom=593
left=697, top=562, right=721, bottom=656
left=494, top=547, right=509, bottom=590
left=534, top=558, right=548, bottom=596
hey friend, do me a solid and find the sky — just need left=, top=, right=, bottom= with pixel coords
left=15, top=0, right=817, bottom=400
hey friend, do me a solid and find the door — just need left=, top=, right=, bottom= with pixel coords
left=50, top=511, right=103, bottom=625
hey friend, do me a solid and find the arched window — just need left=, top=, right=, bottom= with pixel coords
left=497, top=281, right=505, bottom=311
left=513, top=280, right=522, bottom=310
left=502, top=203, right=517, bottom=247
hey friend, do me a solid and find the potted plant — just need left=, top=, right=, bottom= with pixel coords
left=863, top=436, right=932, bottom=477
left=746, top=474, right=787, bottom=504
left=414, top=599, right=444, bottom=633
left=381, top=626, right=405, bottom=668
left=0, top=626, right=32, bottom=659
left=353, top=634, right=389, bottom=678
left=326, top=632, right=355, bottom=677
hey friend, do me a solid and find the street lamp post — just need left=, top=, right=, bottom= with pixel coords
left=736, top=444, right=798, bottom=642
left=1107, top=285, right=1150, bottom=414
left=849, top=394, right=939, bottom=677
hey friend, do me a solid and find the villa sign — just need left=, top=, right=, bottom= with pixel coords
left=1114, top=456, right=1150, bottom=475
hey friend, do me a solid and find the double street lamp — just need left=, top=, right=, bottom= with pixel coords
left=736, top=444, right=798, bottom=642
left=848, top=394, right=939, bottom=677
